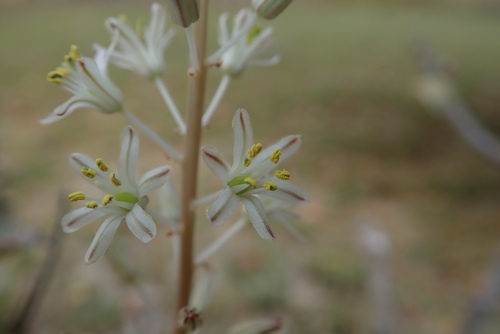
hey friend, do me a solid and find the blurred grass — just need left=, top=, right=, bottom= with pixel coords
left=1, top=1, right=500, bottom=333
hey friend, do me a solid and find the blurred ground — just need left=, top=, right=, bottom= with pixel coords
left=1, top=0, right=500, bottom=333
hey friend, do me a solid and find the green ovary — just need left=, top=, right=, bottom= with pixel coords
left=114, top=191, right=138, bottom=204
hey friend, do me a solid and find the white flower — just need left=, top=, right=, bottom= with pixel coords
left=218, top=9, right=280, bottom=77
left=62, top=126, right=171, bottom=263
left=252, top=0, right=294, bottom=20
left=41, top=45, right=123, bottom=124
left=103, top=3, right=175, bottom=79
left=201, top=109, right=308, bottom=240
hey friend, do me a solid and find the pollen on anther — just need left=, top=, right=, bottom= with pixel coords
left=269, top=150, right=281, bottom=164
left=68, top=191, right=85, bottom=202
left=247, top=143, right=262, bottom=159
left=85, top=201, right=99, bottom=209
left=244, top=177, right=257, bottom=188
left=110, top=172, right=122, bottom=186
left=102, top=194, right=113, bottom=206
left=96, top=158, right=109, bottom=172
left=81, top=167, right=97, bottom=178
left=244, top=158, right=251, bottom=167
left=275, top=169, right=290, bottom=180
left=263, top=181, right=278, bottom=191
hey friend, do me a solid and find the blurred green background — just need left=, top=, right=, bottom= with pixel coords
left=1, top=0, right=500, bottom=333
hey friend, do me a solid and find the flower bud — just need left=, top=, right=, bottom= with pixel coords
left=165, top=0, right=200, bottom=28
left=252, top=0, right=293, bottom=20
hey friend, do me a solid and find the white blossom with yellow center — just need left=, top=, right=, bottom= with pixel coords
left=101, top=3, right=175, bottom=79
left=62, top=126, right=171, bottom=263
left=201, top=109, right=308, bottom=240
left=217, top=9, right=280, bottom=77
left=41, top=45, right=123, bottom=124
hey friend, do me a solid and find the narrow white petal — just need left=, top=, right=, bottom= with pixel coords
left=61, top=207, right=107, bottom=233
left=68, top=153, right=96, bottom=174
left=84, top=216, right=122, bottom=264
left=263, top=179, right=308, bottom=205
left=119, top=126, right=139, bottom=187
left=232, top=109, right=254, bottom=169
left=76, top=57, right=122, bottom=107
left=125, top=205, right=157, bottom=242
left=206, top=187, right=239, bottom=226
left=201, top=147, right=230, bottom=183
left=241, top=196, right=275, bottom=240
left=249, top=134, right=302, bottom=175
left=138, top=165, right=171, bottom=197
left=40, top=98, right=98, bottom=124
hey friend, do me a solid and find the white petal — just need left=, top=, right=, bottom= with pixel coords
left=201, top=147, right=230, bottom=183
left=84, top=216, right=122, bottom=264
left=263, top=179, right=308, bottom=205
left=119, top=126, right=139, bottom=187
left=138, top=165, right=171, bottom=197
left=61, top=207, right=107, bottom=233
left=249, top=134, right=301, bottom=175
left=232, top=109, right=254, bottom=169
left=241, top=196, right=274, bottom=240
left=125, top=204, right=157, bottom=242
left=40, top=98, right=98, bottom=124
left=206, top=187, right=239, bottom=226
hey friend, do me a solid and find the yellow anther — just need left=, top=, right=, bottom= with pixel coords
left=95, top=158, right=109, bottom=172
left=247, top=143, right=263, bottom=159
left=47, top=67, right=69, bottom=83
left=247, top=25, right=262, bottom=43
left=81, top=167, right=97, bottom=179
left=110, top=172, right=122, bottom=186
left=136, top=17, right=145, bottom=39
left=269, top=150, right=281, bottom=164
left=85, top=201, right=99, bottom=209
left=64, top=45, right=80, bottom=68
left=68, top=191, right=85, bottom=202
left=102, top=194, right=113, bottom=206
left=275, top=169, right=291, bottom=180
left=244, top=177, right=257, bottom=188
left=263, top=181, right=278, bottom=191
left=244, top=158, right=251, bottom=167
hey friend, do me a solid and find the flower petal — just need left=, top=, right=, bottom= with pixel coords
left=206, top=187, right=239, bottom=226
left=232, top=109, right=254, bottom=169
left=119, top=126, right=139, bottom=188
left=263, top=179, right=308, bottom=205
left=248, top=134, right=301, bottom=175
left=61, top=207, right=107, bottom=233
left=40, top=97, right=99, bottom=124
left=241, top=196, right=275, bottom=240
left=125, top=204, right=157, bottom=242
left=138, top=165, right=171, bottom=197
left=84, top=216, right=122, bottom=264
left=201, top=147, right=230, bottom=183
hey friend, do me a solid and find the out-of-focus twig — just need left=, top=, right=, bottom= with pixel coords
left=356, top=218, right=397, bottom=334
left=461, top=243, right=500, bottom=334
left=9, top=191, right=67, bottom=334
left=412, top=39, right=500, bottom=165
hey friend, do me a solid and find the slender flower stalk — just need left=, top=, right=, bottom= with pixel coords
left=201, top=75, right=231, bottom=127
left=122, top=108, right=182, bottom=160
left=154, top=77, right=186, bottom=134
left=62, top=126, right=171, bottom=263
left=185, top=25, right=200, bottom=73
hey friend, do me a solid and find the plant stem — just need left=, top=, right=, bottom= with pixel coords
left=175, top=1, right=209, bottom=333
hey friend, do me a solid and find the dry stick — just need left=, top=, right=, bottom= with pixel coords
left=175, top=1, right=209, bottom=333
left=10, top=191, right=67, bottom=334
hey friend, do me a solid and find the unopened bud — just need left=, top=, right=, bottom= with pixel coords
left=252, top=0, right=293, bottom=20
left=165, top=0, right=200, bottom=28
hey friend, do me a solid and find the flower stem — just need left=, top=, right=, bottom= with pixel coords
left=154, top=77, right=186, bottom=134
left=122, top=108, right=182, bottom=160
left=175, top=1, right=209, bottom=333
left=202, top=75, right=231, bottom=127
